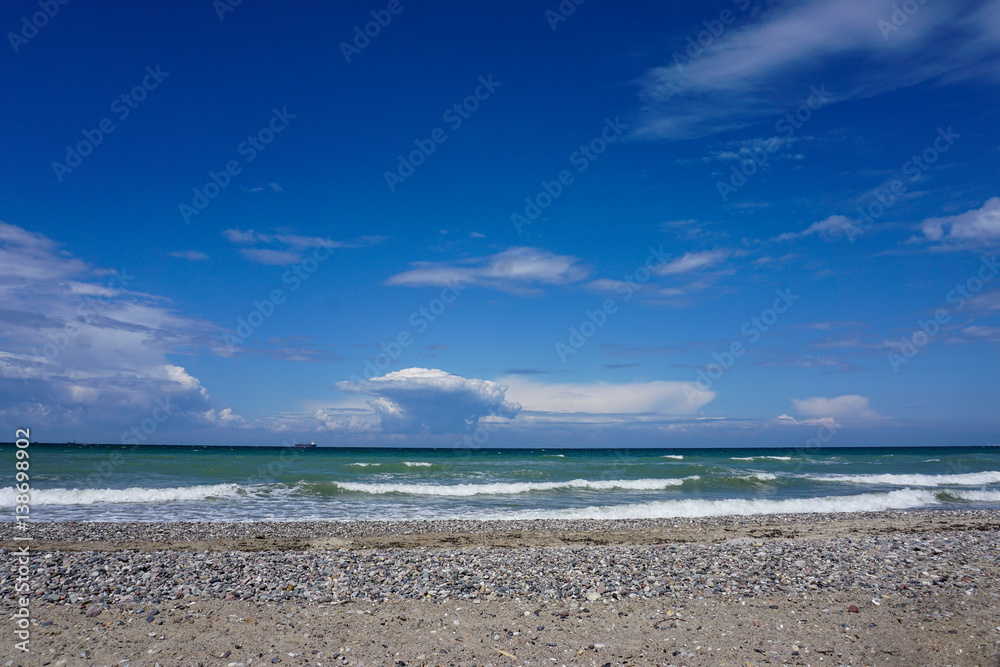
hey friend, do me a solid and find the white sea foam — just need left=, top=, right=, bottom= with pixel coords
left=662, top=455, right=684, bottom=460
left=809, top=471, right=1000, bottom=487
left=731, top=456, right=791, bottom=461
left=0, top=484, right=241, bottom=506
left=333, top=477, right=693, bottom=496
left=402, top=462, right=433, bottom=467
left=485, top=489, right=939, bottom=520
left=947, top=489, right=1000, bottom=502
left=923, top=459, right=940, bottom=462
left=348, top=462, right=381, bottom=468
left=743, top=472, right=777, bottom=481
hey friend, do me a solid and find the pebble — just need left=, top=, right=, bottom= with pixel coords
left=1, top=510, right=997, bottom=607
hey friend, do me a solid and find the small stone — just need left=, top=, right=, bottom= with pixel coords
left=848, top=605, right=860, bottom=613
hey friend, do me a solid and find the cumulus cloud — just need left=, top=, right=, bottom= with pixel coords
left=335, top=368, right=521, bottom=434
left=0, top=221, right=224, bottom=441
left=916, top=197, right=1000, bottom=249
left=386, top=247, right=590, bottom=293
left=791, top=394, right=882, bottom=423
left=635, top=0, right=1000, bottom=139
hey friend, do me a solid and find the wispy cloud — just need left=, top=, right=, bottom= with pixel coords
left=237, top=248, right=304, bottom=266
left=168, top=250, right=210, bottom=261
left=655, top=249, right=731, bottom=275
left=775, top=215, right=858, bottom=242
left=222, top=228, right=385, bottom=265
left=386, top=247, right=590, bottom=293
left=635, top=0, right=1000, bottom=139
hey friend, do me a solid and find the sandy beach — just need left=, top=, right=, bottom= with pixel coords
left=3, top=509, right=999, bottom=666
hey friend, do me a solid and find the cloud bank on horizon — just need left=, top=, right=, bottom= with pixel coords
left=2, top=0, right=999, bottom=447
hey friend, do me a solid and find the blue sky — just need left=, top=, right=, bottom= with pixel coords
left=2, top=0, right=1000, bottom=447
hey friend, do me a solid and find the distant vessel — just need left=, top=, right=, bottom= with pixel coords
left=293, top=441, right=318, bottom=448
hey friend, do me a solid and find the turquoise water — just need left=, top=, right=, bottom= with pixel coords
left=4, top=445, right=1000, bottom=522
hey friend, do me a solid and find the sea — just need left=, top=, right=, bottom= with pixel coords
left=5, top=444, right=1000, bottom=523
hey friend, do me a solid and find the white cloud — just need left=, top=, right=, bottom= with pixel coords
left=202, top=407, right=245, bottom=426
left=500, top=376, right=714, bottom=416
left=168, top=250, right=210, bottom=261
left=0, top=221, right=223, bottom=440
left=917, top=197, right=1000, bottom=248
left=775, top=215, right=858, bottom=242
left=222, top=228, right=385, bottom=265
left=702, top=136, right=800, bottom=163
left=336, top=368, right=521, bottom=434
left=635, top=0, right=1000, bottom=139
left=962, top=325, right=1000, bottom=342
left=791, top=394, right=882, bottom=422
left=655, top=249, right=730, bottom=276
left=386, top=247, right=590, bottom=293
left=238, top=248, right=304, bottom=265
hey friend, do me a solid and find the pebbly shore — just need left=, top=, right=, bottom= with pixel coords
left=2, top=510, right=999, bottom=666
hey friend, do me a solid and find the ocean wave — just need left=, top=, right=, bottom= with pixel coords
left=945, top=489, right=1000, bottom=502
left=402, top=462, right=433, bottom=467
left=809, top=471, right=1000, bottom=487
left=730, top=456, right=792, bottom=461
left=0, top=484, right=241, bottom=506
left=487, top=489, right=939, bottom=520
left=662, top=455, right=684, bottom=460
left=742, top=472, right=777, bottom=481
left=332, top=477, right=694, bottom=497
left=348, top=462, right=382, bottom=468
